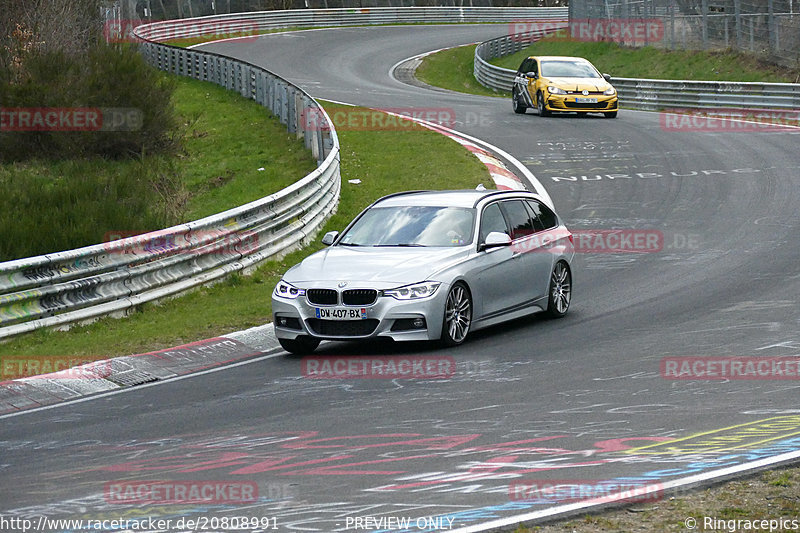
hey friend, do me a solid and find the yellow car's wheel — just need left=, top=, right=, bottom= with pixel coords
left=537, top=92, right=551, bottom=117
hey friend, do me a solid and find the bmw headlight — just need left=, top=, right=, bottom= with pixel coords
left=274, top=280, right=304, bottom=299
left=547, top=86, right=567, bottom=95
left=384, top=281, right=441, bottom=300
left=604, top=87, right=616, bottom=96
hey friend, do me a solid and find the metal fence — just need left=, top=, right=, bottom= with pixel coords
left=474, top=29, right=800, bottom=116
left=568, top=0, right=800, bottom=67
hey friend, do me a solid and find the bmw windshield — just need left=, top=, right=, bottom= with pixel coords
left=338, top=206, right=475, bottom=247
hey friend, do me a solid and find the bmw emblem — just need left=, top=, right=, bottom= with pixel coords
left=338, top=281, right=348, bottom=288
left=582, top=90, right=589, bottom=95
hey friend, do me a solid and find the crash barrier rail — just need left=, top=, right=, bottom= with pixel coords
left=474, top=30, right=800, bottom=114
left=0, top=7, right=569, bottom=340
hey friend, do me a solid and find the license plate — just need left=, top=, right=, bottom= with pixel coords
left=575, top=97, right=598, bottom=103
left=315, top=307, right=367, bottom=320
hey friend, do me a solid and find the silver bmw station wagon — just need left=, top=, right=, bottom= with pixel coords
left=272, top=189, right=574, bottom=354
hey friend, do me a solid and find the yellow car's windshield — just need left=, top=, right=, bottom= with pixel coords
left=541, top=61, right=601, bottom=78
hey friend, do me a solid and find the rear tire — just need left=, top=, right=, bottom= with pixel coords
left=537, top=92, right=550, bottom=117
left=544, top=261, right=572, bottom=318
left=279, top=336, right=320, bottom=356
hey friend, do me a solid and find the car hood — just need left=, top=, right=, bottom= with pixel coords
left=283, top=246, right=470, bottom=286
left=545, top=77, right=612, bottom=92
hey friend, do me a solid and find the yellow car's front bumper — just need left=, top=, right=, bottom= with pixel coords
left=544, top=94, right=618, bottom=113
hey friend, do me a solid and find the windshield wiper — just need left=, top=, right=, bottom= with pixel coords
left=373, top=243, right=425, bottom=247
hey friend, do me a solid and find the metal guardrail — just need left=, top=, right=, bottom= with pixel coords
left=474, top=30, right=800, bottom=114
left=473, top=29, right=565, bottom=92
left=0, top=7, right=568, bottom=340
left=134, top=7, right=569, bottom=42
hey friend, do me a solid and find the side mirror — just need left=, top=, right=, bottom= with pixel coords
left=480, top=231, right=512, bottom=251
left=603, top=73, right=612, bottom=82
left=321, top=231, right=338, bottom=245
left=526, top=71, right=538, bottom=79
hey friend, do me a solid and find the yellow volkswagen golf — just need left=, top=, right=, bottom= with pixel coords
left=511, top=56, right=618, bottom=118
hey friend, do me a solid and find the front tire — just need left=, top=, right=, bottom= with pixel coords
left=544, top=261, right=572, bottom=318
left=604, top=111, right=618, bottom=118
left=279, top=336, right=320, bottom=356
left=537, top=92, right=551, bottom=117
left=512, top=88, right=528, bottom=114
left=440, top=282, right=472, bottom=346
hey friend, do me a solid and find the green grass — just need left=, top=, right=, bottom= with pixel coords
left=0, top=102, right=490, bottom=358
left=491, top=37, right=799, bottom=83
left=0, top=75, right=315, bottom=261
left=415, top=44, right=504, bottom=97
left=177, top=78, right=316, bottom=221
left=0, top=156, right=178, bottom=261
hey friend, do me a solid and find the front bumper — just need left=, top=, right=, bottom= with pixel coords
left=272, top=282, right=450, bottom=343
left=545, top=94, right=618, bottom=113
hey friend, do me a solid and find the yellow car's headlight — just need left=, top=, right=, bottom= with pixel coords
left=604, top=87, right=616, bottom=96
left=547, top=86, right=567, bottom=95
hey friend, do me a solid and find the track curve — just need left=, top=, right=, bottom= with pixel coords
left=2, top=24, right=800, bottom=533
